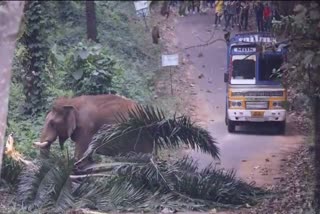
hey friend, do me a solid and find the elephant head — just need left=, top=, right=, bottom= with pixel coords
left=33, top=98, right=77, bottom=156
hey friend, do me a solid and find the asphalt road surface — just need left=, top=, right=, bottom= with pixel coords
left=174, top=14, right=303, bottom=184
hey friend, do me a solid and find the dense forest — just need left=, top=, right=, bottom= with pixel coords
left=6, top=1, right=162, bottom=158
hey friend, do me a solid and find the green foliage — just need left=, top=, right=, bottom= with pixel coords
left=8, top=0, right=161, bottom=162
left=273, top=2, right=320, bottom=96
left=94, top=1, right=161, bottom=103
left=63, top=41, right=123, bottom=96
left=6, top=117, right=44, bottom=159
left=79, top=105, right=220, bottom=165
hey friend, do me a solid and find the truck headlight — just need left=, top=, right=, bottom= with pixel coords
left=272, top=101, right=284, bottom=109
left=229, top=100, right=242, bottom=108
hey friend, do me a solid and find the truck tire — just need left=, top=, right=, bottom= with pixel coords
left=277, top=121, right=286, bottom=135
left=228, top=120, right=235, bottom=133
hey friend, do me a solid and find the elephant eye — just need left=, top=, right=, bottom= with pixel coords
left=49, top=121, right=56, bottom=128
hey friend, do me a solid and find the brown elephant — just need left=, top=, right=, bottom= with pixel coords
left=33, top=94, right=154, bottom=165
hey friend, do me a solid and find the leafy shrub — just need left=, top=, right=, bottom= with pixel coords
left=64, top=41, right=124, bottom=96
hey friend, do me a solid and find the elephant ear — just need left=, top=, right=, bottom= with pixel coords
left=63, top=105, right=77, bottom=137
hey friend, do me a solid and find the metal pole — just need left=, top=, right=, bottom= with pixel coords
left=143, top=10, right=149, bottom=31
left=170, top=67, right=173, bottom=95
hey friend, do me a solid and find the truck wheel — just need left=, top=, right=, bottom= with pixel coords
left=277, top=121, right=286, bottom=135
left=228, top=120, right=235, bottom=133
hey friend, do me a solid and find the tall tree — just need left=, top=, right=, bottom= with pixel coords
left=20, top=0, right=49, bottom=115
left=85, top=0, right=98, bottom=42
left=0, top=1, right=25, bottom=178
left=274, top=1, right=320, bottom=211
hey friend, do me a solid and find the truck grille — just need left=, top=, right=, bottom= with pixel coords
left=246, top=101, right=269, bottom=109
left=232, top=91, right=284, bottom=97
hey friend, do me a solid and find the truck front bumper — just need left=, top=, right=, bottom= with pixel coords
left=228, top=109, right=286, bottom=122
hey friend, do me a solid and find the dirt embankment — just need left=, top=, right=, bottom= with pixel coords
left=150, top=4, right=212, bottom=129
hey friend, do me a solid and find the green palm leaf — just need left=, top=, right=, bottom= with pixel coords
left=73, top=153, right=266, bottom=211
left=78, top=105, right=219, bottom=165
left=16, top=153, right=76, bottom=212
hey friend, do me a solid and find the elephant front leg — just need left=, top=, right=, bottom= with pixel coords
left=73, top=138, right=95, bottom=169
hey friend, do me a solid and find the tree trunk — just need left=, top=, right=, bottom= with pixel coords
left=85, top=0, right=98, bottom=42
left=0, top=1, right=25, bottom=178
left=20, top=1, right=48, bottom=115
left=313, top=95, right=320, bottom=212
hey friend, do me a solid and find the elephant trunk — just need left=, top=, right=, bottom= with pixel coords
left=34, top=121, right=57, bottom=158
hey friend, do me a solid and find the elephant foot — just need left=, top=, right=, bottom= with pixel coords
left=73, top=156, right=95, bottom=175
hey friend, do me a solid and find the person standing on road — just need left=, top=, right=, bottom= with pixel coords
left=224, top=1, right=236, bottom=31
left=263, top=2, right=272, bottom=32
left=254, top=1, right=264, bottom=32
left=239, top=1, right=249, bottom=31
left=207, top=0, right=215, bottom=9
left=235, top=1, right=241, bottom=27
left=213, top=0, right=224, bottom=28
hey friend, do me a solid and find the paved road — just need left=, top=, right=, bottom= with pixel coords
left=174, top=14, right=303, bottom=184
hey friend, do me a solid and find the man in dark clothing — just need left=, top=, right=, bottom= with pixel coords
left=239, top=1, right=249, bottom=31
left=254, top=1, right=264, bottom=32
left=224, top=1, right=236, bottom=31
left=207, top=0, right=215, bottom=8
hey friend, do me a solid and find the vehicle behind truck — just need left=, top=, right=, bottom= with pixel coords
left=224, top=32, right=288, bottom=134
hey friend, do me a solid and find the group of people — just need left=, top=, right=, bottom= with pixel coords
left=168, top=0, right=281, bottom=33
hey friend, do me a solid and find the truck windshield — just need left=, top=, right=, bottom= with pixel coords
left=231, top=56, right=256, bottom=84
left=259, top=54, right=283, bottom=82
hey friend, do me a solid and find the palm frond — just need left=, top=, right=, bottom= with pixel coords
left=16, top=151, right=267, bottom=213
left=79, top=105, right=219, bottom=165
left=16, top=152, right=75, bottom=212
left=74, top=153, right=266, bottom=212
left=16, top=157, right=55, bottom=209
left=1, top=155, right=24, bottom=187
left=95, top=180, right=150, bottom=211
left=49, top=164, right=75, bottom=212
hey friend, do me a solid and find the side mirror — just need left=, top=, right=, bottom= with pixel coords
left=224, top=73, right=229, bottom=83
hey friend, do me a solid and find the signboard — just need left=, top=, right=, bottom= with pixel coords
left=162, top=54, right=179, bottom=67
left=236, top=34, right=277, bottom=43
left=134, top=1, right=150, bottom=17
left=134, top=1, right=149, bottom=10
left=233, top=47, right=256, bottom=53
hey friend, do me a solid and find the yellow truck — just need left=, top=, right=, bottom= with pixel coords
left=224, top=32, right=288, bottom=134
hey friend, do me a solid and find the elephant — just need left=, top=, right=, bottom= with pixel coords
left=33, top=94, right=154, bottom=167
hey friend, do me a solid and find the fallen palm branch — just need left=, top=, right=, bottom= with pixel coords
left=1, top=134, right=38, bottom=186
left=16, top=152, right=268, bottom=213
left=77, top=105, right=220, bottom=166
left=4, top=133, right=34, bottom=166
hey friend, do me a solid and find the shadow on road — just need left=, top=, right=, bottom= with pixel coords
left=232, top=122, right=300, bottom=136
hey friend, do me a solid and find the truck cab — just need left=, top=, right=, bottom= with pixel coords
left=224, top=32, right=288, bottom=134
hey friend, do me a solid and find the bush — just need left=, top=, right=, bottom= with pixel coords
left=63, top=41, right=124, bottom=96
